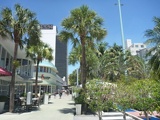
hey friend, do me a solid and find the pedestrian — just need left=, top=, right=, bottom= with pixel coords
left=58, top=90, right=62, bottom=99
left=53, top=91, right=57, bottom=98
left=66, top=89, right=69, bottom=96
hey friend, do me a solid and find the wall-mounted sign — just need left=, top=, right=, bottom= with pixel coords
left=40, top=24, right=53, bottom=30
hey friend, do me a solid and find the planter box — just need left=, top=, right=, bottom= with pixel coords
left=76, top=104, right=81, bottom=115
left=0, top=102, right=5, bottom=113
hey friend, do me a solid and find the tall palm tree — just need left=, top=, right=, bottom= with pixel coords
left=26, top=41, right=53, bottom=97
left=0, top=4, right=40, bottom=112
left=59, top=5, right=107, bottom=90
left=145, top=17, right=160, bottom=78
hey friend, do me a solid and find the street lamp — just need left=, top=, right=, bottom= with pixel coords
left=117, top=0, right=127, bottom=76
left=117, top=0, right=125, bottom=54
left=76, top=68, right=79, bottom=86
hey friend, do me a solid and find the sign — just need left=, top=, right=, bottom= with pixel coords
left=40, top=24, right=53, bottom=30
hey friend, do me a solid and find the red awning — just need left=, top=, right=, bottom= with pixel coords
left=0, top=67, right=12, bottom=76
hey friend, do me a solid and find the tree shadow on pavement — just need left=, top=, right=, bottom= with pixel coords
left=68, top=103, right=75, bottom=105
left=59, top=107, right=75, bottom=114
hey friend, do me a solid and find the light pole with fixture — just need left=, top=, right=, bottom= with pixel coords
left=117, top=0, right=125, bottom=54
left=76, top=68, right=79, bottom=86
left=117, top=0, right=127, bottom=76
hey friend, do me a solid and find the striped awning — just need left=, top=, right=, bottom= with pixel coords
left=0, top=67, right=12, bottom=76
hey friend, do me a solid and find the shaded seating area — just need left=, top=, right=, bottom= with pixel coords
left=14, top=93, right=45, bottom=112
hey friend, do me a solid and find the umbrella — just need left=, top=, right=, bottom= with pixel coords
left=0, top=67, right=12, bottom=76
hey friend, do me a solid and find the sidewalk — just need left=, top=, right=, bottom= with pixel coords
left=0, top=94, right=74, bottom=120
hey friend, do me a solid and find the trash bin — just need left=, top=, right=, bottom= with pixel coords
left=76, top=104, right=81, bottom=115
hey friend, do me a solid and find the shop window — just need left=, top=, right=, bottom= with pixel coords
left=40, top=66, right=43, bottom=72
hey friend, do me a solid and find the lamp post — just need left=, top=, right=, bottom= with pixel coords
left=76, top=68, right=79, bottom=87
left=117, top=0, right=125, bottom=54
left=117, top=0, right=127, bottom=76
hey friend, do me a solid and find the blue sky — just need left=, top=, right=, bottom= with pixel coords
left=0, top=0, right=160, bottom=75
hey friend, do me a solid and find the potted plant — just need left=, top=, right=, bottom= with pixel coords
left=74, top=89, right=85, bottom=115
left=0, top=95, right=8, bottom=113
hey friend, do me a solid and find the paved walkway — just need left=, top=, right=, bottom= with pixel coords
left=0, top=94, right=74, bottom=120
left=0, top=94, right=139, bottom=120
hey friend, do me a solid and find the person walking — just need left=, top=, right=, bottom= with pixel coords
left=58, top=89, right=62, bottom=99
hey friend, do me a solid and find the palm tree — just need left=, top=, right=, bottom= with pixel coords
left=95, top=42, right=110, bottom=79
left=96, top=42, right=109, bottom=58
left=69, top=45, right=99, bottom=80
left=26, top=41, right=53, bottom=97
left=102, top=44, right=124, bottom=81
left=145, top=17, right=160, bottom=78
left=59, top=5, right=107, bottom=90
left=125, top=52, right=147, bottom=79
left=0, top=4, right=40, bottom=112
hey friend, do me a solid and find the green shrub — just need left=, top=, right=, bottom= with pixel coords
left=74, top=89, right=85, bottom=104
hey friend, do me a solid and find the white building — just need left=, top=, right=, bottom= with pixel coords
left=40, top=24, right=57, bottom=65
left=126, top=39, right=146, bottom=56
left=40, top=24, right=68, bottom=86
left=0, top=28, right=64, bottom=95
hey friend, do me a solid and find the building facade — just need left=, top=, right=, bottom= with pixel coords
left=126, top=39, right=146, bottom=56
left=40, top=24, right=57, bottom=65
left=55, top=36, right=68, bottom=86
left=0, top=25, right=64, bottom=95
left=40, top=24, right=68, bottom=86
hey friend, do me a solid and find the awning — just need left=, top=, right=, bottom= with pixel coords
left=35, top=80, right=53, bottom=86
left=0, top=67, right=12, bottom=76
left=31, top=77, right=43, bottom=83
left=0, top=74, right=24, bottom=82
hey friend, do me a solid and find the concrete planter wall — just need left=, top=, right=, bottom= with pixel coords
left=44, top=94, right=49, bottom=104
left=75, top=104, right=81, bottom=115
left=0, top=102, right=5, bottom=113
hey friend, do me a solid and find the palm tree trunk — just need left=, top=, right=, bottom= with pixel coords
left=81, top=40, right=86, bottom=90
left=9, top=42, right=18, bottom=112
left=81, top=38, right=87, bottom=114
left=35, top=59, right=40, bottom=97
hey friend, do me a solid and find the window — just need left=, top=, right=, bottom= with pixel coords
left=135, top=45, right=139, bottom=48
left=40, top=67, right=43, bottom=72
left=44, top=67, right=46, bottom=72
left=141, top=45, right=144, bottom=48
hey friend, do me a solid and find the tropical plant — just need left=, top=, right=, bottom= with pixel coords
left=131, top=79, right=160, bottom=120
left=86, top=79, right=115, bottom=120
left=85, top=47, right=100, bottom=79
left=68, top=45, right=100, bottom=80
left=69, top=69, right=81, bottom=86
left=26, top=41, right=53, bottom=97
left=145, top=17, right=160, bottom=79
left=114, top=81, right=135, bottom=120
left=0, top=4, right=40, bottom=112
left=115, top=79, right=160, bottom=120
left=59, top=5, right=107, bottom=91
left=95, top=42, right=109, bottom=79
left=101, top=44, right=124, bottom=81
left=125, top=51, right=147, bottom=79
